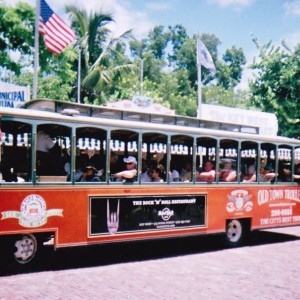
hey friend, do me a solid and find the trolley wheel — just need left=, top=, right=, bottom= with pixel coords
left=225, top=219, right=245, bottom=247
left=13, top=234, right=38, bottom=264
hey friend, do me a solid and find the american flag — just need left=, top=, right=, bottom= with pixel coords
left=39, top=0, right=76, bottom=55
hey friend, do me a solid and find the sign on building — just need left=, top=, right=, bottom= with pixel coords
left=0, top=81, right=30, bottom=108
left=200, top=104, right=278, bottom=136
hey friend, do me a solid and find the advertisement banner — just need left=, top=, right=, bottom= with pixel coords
left=90, top=194, right=206, bottom=236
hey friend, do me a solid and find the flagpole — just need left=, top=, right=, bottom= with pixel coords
left=77, top=45, right=81, bottom=103
left=33, top=0, right=40, bottom=99
left=196, top=34, right=202, bottom=119
left=140, top=58, right=144, bottom=95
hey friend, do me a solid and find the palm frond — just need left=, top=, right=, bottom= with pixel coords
left=88, top=13, right=114, bottom=53
left=66, top=5, right=88, bottom=38
left=110, top=63, right=137, bottom=76
left=82, top=69, right=101, bottom=89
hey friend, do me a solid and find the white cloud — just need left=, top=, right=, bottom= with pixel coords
left=145, top=2, right=172, bottom=11
left=285, top=31, right=300, bottom=49
left=208, top=0, right=255, bottom=8
left=284, top=1, right=300, bottom=16
left=59, top=0, right=154, bottom=38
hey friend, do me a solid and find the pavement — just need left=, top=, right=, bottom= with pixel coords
left=0, top=226, right=300, bottom=300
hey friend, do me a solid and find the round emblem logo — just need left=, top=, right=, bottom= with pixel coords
left=159, top=208, right=174, bottom=221
left=21, top=194, right=47, bottom=223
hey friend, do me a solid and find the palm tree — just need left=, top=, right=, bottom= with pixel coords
left=66, top=5, right=136, bottom=104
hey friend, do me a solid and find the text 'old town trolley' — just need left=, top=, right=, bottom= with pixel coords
left=0, top=98, right=299, bottom=269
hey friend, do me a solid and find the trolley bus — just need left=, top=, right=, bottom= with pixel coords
left=0, top=98, right=299, bottom=268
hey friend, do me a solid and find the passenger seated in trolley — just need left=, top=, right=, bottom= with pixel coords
left=258, top=164, right=276, bottom=182
left=242, top=164, right=256, bottom=182
left=110, top=151, right=121, bottom=174
left=113, top=156, right=137, bottom=183
left=0, top=155, right=24, bottom=182
left=169, top=161, right=180, bottom=182
left=80, top=165, right=100, bottom=182
left=150, top=166, right=164, bottom=182
left=219, top=159, right=237, bottom=182
left=278, top=162, right=292, bottom=182
left=141, top=159, right=152, bottom=182
left=196, top=161, right=215, bottom=183
left=36, top=131, right=62, bottom=175
left=180, top=161, right=193, bottom=182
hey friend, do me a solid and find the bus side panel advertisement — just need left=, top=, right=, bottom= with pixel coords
left=89, top=194, right=206, bottom=236
left=224, top=188, right=300, bottom=226
left=255, top=188, right=300, bottom=227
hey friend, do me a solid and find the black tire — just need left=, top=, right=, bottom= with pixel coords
left=225, top=219, right=247, bottom=247
left=0, top=233, right=49, bottom=274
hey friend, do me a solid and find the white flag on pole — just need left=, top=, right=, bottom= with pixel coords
left=197, top=39, right=216, bottom=74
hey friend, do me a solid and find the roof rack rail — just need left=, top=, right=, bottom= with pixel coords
left=21, top=98, right=259, bottom=135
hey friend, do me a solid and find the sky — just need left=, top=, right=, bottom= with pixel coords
left=5, top=0, right=300, bottom=89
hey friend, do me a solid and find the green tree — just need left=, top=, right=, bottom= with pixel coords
left=14, top=70, right=73, bottom=101
left=168, top=24, right=189, bottom=67
left=158, top=70, right=197, bottom=116
left=249, top=37, right=300, bottom=138
left=148, top=25, right=170, bottom=59
left=216, top=46, right=246, bottom=89
left=129, top=26, right=169, bottom=83
left=0, top=2, right=34, bottom=77
left=140, top=51, right=166, bottom=83
left=202, top=85, right=252, bottom=109
left=0, top=2, right=77, bottom=100
left=128, top=26, right=250, bottom=116
left=66, top=5, right=136, bottom=104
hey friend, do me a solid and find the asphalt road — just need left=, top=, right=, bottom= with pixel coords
left=0, top=226, right=300, bottom=300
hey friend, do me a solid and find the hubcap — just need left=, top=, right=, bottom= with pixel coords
left=227, top=220, right=242, bottom=243
left=14, top=235, right=37, bottom=264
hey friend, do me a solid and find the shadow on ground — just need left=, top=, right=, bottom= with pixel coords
left=1, top=229, right=299, bottom=276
